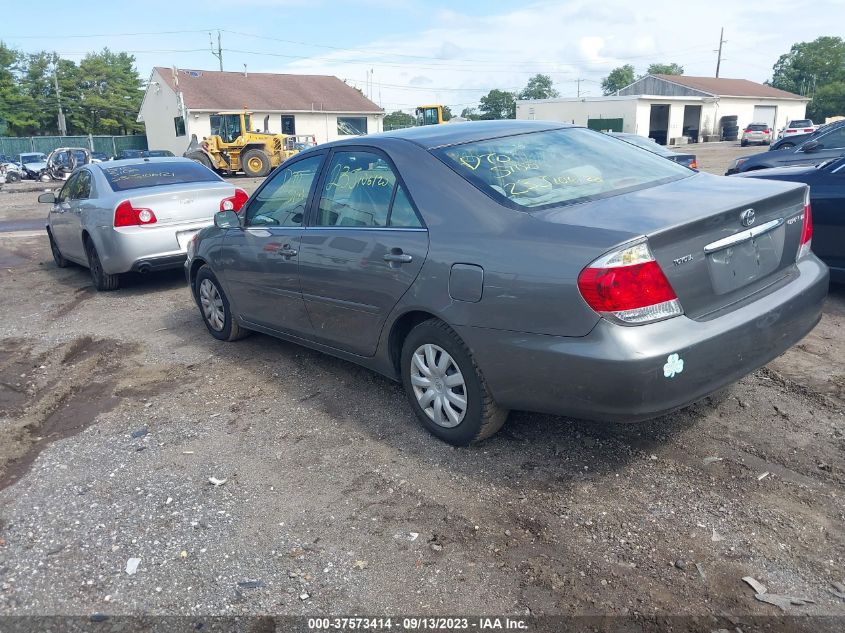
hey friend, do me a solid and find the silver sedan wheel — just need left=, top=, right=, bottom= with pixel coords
left=410, top=344, right=467, bottom=428
left=199, top=278, right=225, bottom=331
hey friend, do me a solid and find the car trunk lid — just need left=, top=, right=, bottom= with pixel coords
left=533, top=173, right=808, bottom=319
left=117, top=182, right=234, bottom=226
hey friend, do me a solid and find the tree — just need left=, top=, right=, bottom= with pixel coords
left=71, top=49, right=144, bottom=135
left=770, top=36, right=845, bottom=120
left=518, top=74, right=559, bottom=100
left=383, top=110, right=415, bottom=130
left=441, top=105, right=452, bottom=121
left=478, top=89, right=516, bottom=119
left=646, top=62, right=684, bottom=76
left=601, top=64, right=635, bottom=95
left=460, top=106, right=482, bottom=121
left=0, top=42, right=37, bottom=135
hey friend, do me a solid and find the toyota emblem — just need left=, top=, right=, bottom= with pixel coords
left=740, top=208, right=756, bottom=227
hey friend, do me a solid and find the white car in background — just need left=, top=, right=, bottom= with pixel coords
left=778, top=119, right=816, bottom=139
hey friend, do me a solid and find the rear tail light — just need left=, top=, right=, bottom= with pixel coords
left=689, top=159, right=698, bottom=170
left=577, top=241, right=683, bottom=325
left=803, top=128, right=813, bottom=133
left=114, top=200, right=157, bottom=227
left=220, top=188, right=249, bottom=212
left=797, top=189, right=813, bottom=260
left=744, top=129, right=752, bottom=134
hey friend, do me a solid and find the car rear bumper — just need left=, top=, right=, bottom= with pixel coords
left=456, top=256, right=829, bottom=421
left=93, top=221, right=211, bottom=274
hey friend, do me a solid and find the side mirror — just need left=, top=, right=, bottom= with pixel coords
left=801, top=140, right=821, bottom=153
left=214, top=210, right=240, bottom=229
left=38, top=192, right=56, bottom=204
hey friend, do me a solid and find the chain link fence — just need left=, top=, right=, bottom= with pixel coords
left=0, top=135, right=148, bottom=158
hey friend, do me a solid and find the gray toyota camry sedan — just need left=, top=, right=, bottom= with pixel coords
left=186, top=121, right=828, bottom=446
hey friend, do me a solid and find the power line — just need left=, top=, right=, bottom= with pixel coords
left=9, top=28, right=216, bottom=39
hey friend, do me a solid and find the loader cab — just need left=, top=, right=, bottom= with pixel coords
left=415, top=105, right=443, bottom=126
left=210, top=112, right=252, bottom=143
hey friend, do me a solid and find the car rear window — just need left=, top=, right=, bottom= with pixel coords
left=747, top=124, right=769, bottom=131
left=102, top=161, right=220, bottom=192
left=790, top=120, right=812, bottom=128
left=435, top=127, right=691, bottom=210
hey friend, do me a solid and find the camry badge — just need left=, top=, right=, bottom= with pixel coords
left=740, top=208, right=756, bottom=227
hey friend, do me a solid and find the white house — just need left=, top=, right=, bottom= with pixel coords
left=138, top=67, right=384, bottom=156
left=517, top=74, right=809, bottom=145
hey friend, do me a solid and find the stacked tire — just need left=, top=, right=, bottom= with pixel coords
left=720, top=115, right=739, bottom=142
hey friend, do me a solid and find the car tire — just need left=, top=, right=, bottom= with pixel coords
left=5, top=171, right=20, bottom=183
left=740, top=140, right=748, bottom=147
left=241, top=150, right=271, bottom=178
left=85, top=238, right=119, bottom=291
left=47, top=229, right=69, bottom=268
left=400, top=319, right=508, bottom=446
left=195, top=265, right=250, bottom=342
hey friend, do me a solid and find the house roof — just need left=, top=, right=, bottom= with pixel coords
left=651, top=74, right=805, bottom=100
left=153, top=67, right=383, bottom=113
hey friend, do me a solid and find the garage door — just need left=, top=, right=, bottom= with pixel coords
left=753, top=105, right=777, bottom=130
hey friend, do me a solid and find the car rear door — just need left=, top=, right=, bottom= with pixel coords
left=298, top=147, right=429, bottom=357
left=785, top=126, right=845, bottom=167
left=219, top=152, right=325, bottom=337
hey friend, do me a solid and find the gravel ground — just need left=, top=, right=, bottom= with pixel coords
left=0, top=143, right=843, bottom=626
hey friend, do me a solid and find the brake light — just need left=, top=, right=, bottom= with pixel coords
left=220, top=188, right=249, bottom=212
left=744, top=129, right=752, bottom=134
left=797, top=190, right=813, bottom=260
left=763, top=129, right=770, bottom=134
left=803, top=128, right=813, bottom=133
left=577, top=241, right=683, bottom=325
left=689, top=159, right=698, bottom=170
left=114, top=200, right=157, bottom=227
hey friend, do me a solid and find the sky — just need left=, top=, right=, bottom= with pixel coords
left=2, top=0, right=838, bottom=114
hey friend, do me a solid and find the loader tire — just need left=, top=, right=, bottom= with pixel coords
left=187, top=152, right=215, bottom=172
left=242, top=150, right=271, bottom=178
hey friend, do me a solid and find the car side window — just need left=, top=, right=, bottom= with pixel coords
left=244, top=155, right=323, bottom=227
left=316, top=150, right=421, bottom=228
left=75, top=171, right=92, bottom=200
left=57, top=173, right=79, bottom=202
left=389, top=184, right=423, bottom=228
left=816, top=128, right=845, bottom=150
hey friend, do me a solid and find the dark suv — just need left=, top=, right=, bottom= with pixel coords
left=726, top=121, right=845, bottom=174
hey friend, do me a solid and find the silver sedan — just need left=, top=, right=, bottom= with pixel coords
left=40, top=158, right=246, bottom=290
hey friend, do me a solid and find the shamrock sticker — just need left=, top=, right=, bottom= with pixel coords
left=663, top=353, right=684, bottom=378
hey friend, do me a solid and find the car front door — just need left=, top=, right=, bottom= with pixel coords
left=811, top=160, right=845, bottom=271
left=298, top=148, right=429, bottom=356
left=219, top=153, right=325, bottom=336
left=49, top=172, right=81, bottom=261
left=62, top=169, right=93, bottom=261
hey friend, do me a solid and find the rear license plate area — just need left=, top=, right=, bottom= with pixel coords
left=707, top=226, right=785, bottom=294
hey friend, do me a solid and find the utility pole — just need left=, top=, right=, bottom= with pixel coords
left=52, top=56, right=67, bottom=136
left=715, top=27, right=727, bottom=78
left=210, top=31, right=223, bottom=71
left=576, top=78, right=581, bottom=98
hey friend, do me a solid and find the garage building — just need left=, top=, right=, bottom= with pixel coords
left=138, top=67, right=384, bottom=156
left=516, top=74, right=808, bottom=145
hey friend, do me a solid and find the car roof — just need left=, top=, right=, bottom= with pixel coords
left=348, top=120, right=575, bottom=150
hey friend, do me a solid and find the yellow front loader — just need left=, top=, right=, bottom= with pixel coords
left=185, top=111, right=313, bottom=177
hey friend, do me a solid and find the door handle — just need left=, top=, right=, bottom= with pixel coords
left=384, top=249, right=413, bottom=267
left=278, top=246, right=298, bottom=258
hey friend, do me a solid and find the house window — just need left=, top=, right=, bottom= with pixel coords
left=174, top=116, right=186, bottom=137
left=281, top=115, right=296, bottom=135
left=337, top=116, right=368, bottom=136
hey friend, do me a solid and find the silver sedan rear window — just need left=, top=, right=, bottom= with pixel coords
left=102, top=161, right=220, bottom=192
left=436, top=128, right=691, bottom=210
